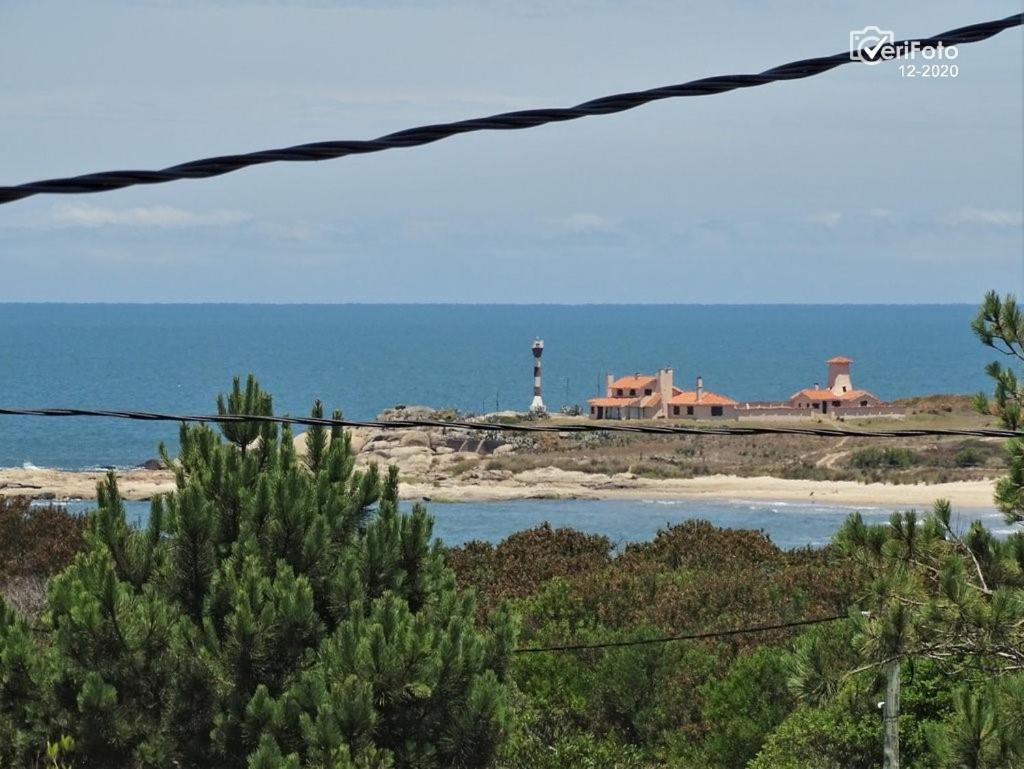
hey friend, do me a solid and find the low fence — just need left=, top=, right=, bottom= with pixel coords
left=733, top=403, right=905, bottom=421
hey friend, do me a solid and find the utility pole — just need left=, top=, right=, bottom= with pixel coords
left=883, top=658, right=900, bottom=769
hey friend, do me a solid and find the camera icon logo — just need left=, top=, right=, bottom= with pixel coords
left=850, top=26, right=895, bottom=65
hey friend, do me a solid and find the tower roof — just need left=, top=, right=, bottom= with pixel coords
left=826, top=356, right=853, bottom=364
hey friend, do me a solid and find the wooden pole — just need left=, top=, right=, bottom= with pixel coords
left=883, top=658, right=900, bottom=769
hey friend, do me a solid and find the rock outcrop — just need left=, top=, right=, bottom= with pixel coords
left=290, top=405, right=519, bottom=482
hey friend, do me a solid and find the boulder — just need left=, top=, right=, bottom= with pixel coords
left=491, top=444, right=516, bottom=456
left=137, top=458, right=166, bottom=471
left=365, top=431, right=398, bottom=447
left=387, top=446, right=432, bottom=459
left=399, top=430, right=431, bottom=448
left=377, top=405, right=443, bottom=422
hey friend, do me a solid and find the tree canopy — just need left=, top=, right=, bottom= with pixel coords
left=0, top=375, right=516, bottom=769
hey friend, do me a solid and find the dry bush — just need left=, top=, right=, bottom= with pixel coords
left=0, top=575, right=48, bottom=620
left=449, top=519, right=861, bottom=653
left=447, top=523, right=614, bottom=614
left=0, top=496, right=86, bottom=579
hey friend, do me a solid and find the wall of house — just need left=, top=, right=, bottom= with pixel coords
left=789, top=395, right=832, bottom=411
left=668, top=403, right=736, bottom=419
left=590, top=404, right=663, bottom=420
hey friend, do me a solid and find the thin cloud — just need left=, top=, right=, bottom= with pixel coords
left=46, top=203, right=251, bottom=229
left=553, top=212, right=617, bottom=234
left=947, top=208, right=1023, bottom=227
left=807, top=211, right=842, bottom=228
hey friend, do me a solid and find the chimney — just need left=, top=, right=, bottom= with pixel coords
left=658, top=368, right=673, bottom=417
left=606, top=373, right=614, bottom=397
left=814, top=382, right=820, bottom=390
left=696, top=376, right=704, bottom=403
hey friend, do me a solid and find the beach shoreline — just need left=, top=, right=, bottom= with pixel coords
left=0, top=465, right=997, bottom=510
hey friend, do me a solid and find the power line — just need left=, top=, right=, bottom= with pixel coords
left=0, top=406, right=1018, bottom=438
left=0, top=14, right=1019, bottom=206
left=513, top=614, right=846, bottom=653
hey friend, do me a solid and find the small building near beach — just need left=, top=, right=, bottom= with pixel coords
left=588, top=356, right=900, bottom=421
left=588, top=369, right=736, bottom=420
left=786, top=357, right=885, bottom=415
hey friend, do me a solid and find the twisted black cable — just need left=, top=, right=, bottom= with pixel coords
left=0, top=14, right=1019, bottom=205
left=514, top=614, right=847, bottom=653
left=0, top=406, right=1018, bottom=438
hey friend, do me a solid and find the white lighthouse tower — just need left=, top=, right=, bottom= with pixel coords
left=529, top=339, right=546, bottom=413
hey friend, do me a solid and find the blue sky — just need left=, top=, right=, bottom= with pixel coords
left=1, top=0, right=1021, bottom=303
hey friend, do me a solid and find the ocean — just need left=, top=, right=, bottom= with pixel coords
left=50, top=497, right=1008, bottom=550
left=0, top=303, right=991, bottom=470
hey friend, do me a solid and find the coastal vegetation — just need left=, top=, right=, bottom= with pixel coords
left=0, top=291, right=1021, bottom=767
left=0, top=379, right=516, bottom=768
left=477, top=408, right=1004, bottom=487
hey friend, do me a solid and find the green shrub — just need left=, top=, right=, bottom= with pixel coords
left=953, top=446, right=984, bottom=467
left=699, top=647, right=794, bottom=768
left=848, top=447, right=919, bottom=469
left=748, top=703, right=880, bottom=769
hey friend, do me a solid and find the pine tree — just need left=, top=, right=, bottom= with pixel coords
left=972, top=291, right=1024, bottom=524
left=807, top=292, right=1024, bottom=768
left=0, top=376, right=516, bottom=769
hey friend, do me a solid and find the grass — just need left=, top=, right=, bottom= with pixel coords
left=473, top=396, right=1008, bottom=486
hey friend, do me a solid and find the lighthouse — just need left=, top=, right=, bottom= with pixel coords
left=530, top=339, right=546, bottom=413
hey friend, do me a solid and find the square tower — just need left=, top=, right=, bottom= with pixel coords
left=826, top=356, right=854, bottom=395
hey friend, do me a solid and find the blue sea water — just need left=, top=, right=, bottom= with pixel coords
left=49, top=497, right=1007, bottom=550
left=0, top=303, right=990, bottom=469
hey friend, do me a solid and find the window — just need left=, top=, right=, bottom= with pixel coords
left=673, top=406, right=680, bottom=415
left=644, top=388, right=652, bottom=396
left=860, top=400, right=868, bottom=407
left=629, top=389, right=636, bottom=396
left=686, top=406, right=694, bottom=415
left=832, top=401, right=840, bottom=407
left=842, top=386, right=847, bottom=392
left=813, top=403, right=820, bottom=409
left=711, top=406, right=723, bottom=417
left=616, top=389, right=623, bottom=396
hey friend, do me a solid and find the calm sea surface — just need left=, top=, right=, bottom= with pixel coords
left=1, top=303, right=989, bottom=469
left=50, top=497, right=1006, bottom=550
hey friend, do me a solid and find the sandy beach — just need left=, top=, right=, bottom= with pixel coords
left=0, top=465, right=997, bottom=509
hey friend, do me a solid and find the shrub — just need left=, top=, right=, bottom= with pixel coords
left=0, top=497, right=86, bottom=579
left=700, top=647, right=794, bottom=768
left=953, top=446, right=984, bottom=467
left=848, top=447, right=918, bottom=469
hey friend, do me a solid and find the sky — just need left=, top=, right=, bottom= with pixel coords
left=0, top=0, right=1021, bottom=303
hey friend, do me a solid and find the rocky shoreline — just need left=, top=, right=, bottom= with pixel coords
left=0, top=404, right=1001, bottom=510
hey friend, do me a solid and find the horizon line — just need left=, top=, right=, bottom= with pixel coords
left=0, top=301, right=981, bottom=308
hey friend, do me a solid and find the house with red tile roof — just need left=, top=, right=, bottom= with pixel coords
left=587, top=356, right=899, bottom=421
left=588, top=369, right=737, bottom=420
left=786, top=356, right=884, bottom=415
